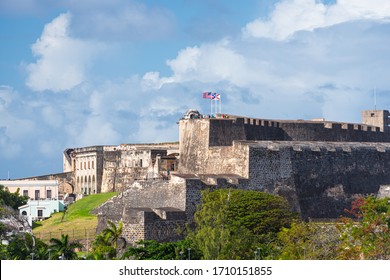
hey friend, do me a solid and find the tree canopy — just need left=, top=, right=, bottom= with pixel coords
left=338, top=196, right=390, bottom=260
left=0, top=185, right=28, bottom=210
left=187, top=188, right=297, bottom=259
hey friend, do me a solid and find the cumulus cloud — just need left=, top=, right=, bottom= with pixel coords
left=139, top=15, right=390, bottom=122
left=5, top=0, right=390, bottom=179
left=1, top=0, right=175, bottom=41
left=243, top=0, right=390, bottom=41
left=69, top=0, right=175, bottom=41
left=0, top=86, right=30, bottom=158
left=26, top=13, right=103, bottom=92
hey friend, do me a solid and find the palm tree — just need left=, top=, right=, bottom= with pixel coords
left=102, top=220, right=126, bottom=250
left=49, top=234, right=83, bottom=260
left=90, top=232, right=116, bottom=259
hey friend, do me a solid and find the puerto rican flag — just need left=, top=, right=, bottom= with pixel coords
left=212, top=93, right=220, bottom=100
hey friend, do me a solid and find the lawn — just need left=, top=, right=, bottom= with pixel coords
left=33, top=192, right=117, bottom=241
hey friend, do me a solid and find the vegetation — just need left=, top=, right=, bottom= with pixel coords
left=33, top=192, right=117, bottom=241
left=89, top=220, right=126, bottom=259
left=1, top=187, right=389, bottom=260
left=49, top=234, right=83, bottom=260
left=0, top=184, right=28, bottom=211
left=186, top=189, right=297, bottom=259
left=277, top=221, right=339, bottom=259
left=122, top=239, right=198, bottom=260
left=337, top=196, right=390, bottom=259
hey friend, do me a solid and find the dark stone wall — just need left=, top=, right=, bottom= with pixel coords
left=205, top=118, right=390, bottom=148
left=247, top=142, right=390, bottom=218
left=279, top=122, right=389, bottom=142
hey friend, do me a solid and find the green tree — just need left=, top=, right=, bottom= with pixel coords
left=101, top=220, right=126, bottom=250
left=89, top=232, right=116, bottom=260
left=122, top=239, right=200, bottom=260
left=1, top=232, right=48, bottom=260
left=49, top=234, right=83, bottom=260
left=89, top=220, right=126, bottom=259
left=337, top=196, right=390, bottom=260
left=0, top=185, right=28, bottom=210
left=277, top=221, right=339, bottom=260
left=187, top=189, right=296, bottom=260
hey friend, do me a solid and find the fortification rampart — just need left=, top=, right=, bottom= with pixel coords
left=179, top=116, right=390, bottom=175
left=245, top=141, right=390, bottom=218
left=208, top=116, right=390, bottom=145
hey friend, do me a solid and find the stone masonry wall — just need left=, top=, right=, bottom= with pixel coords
left=179, top=117, right=390, bottom=177
left=246, top=141, right=390, bottom=218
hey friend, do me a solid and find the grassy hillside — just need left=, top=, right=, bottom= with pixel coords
left=33, top=192, right=116, bottom=241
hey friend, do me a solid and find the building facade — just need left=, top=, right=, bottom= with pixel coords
left=0, top=180, right=60, bottom=200
left=96, top=109, right=390, bottom=244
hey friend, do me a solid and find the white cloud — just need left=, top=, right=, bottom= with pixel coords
left=66, top=0, right=175, bottom=41
left=5, top=0, right=390, bottom=179
left=0, top=86, right=31, bottom=158
left=26, top=13, right=103, bottom=92
left=243, top=0, right=390, bottom=41
left=137, top=13, right=390, bottom=122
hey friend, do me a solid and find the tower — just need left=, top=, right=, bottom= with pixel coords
left=362, top=110, right=390, bottom=132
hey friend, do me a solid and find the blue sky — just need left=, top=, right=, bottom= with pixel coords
left=1, top=0, right=390, bottom=178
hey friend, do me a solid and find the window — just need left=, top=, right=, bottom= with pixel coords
left=92, top=161, right=95, bottom=169
left=22, top=211, right=27, bottom=216
left=37, top=210, right=43, bottom=217
left=23, top=190, right=28, bottom=197
left=88, top=161, right=90, bottom=169
left=35, top=190, right=40, bottom=200
left=80, top=162, right=83, bottom=170
left=140, top=159, right=143, bottom=167
left=47, top=190, right=52, bottom=199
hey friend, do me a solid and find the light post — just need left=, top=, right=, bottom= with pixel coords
left=254, top=250, right=258, bottom=260
left=30, top=253, right=35, bottom=260
left=257, top=247, right=261, bottom=260
left=179, top=251, right=184, bottom=260
left=48, top=249, right=51, bottom=260
left=187, top=248, right=191, bottom=260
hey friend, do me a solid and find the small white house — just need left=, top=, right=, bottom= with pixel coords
left=18, top=200, right=65, bottom=226
left=0, top=180, right=65, bottom=226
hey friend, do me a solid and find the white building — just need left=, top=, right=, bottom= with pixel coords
left=0, top=180, right=59, bottom=200
left=18, top=200, right=65, bottom=225
left=0, top=180, right=65, bottom=226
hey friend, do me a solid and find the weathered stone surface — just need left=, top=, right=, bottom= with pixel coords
left=23, top=110, right=390, bottom=244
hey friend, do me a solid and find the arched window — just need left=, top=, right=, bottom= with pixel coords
left=92, top=175, right=96, bottom=193
left=22, top=211, right=27, bottom=216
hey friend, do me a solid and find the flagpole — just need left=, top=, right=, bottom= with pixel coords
left=220, top=95, right=222, bottom=114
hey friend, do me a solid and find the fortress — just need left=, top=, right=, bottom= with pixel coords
left=17, top=109, right=390, bottom=244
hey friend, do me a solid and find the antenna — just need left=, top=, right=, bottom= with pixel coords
left=374, top=87, right=377, bottom=110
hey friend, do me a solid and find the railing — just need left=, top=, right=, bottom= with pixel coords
left=34, top=228, right=97, bottom=242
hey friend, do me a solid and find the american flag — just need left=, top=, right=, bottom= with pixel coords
left=202, top=92, right=213, bottom=99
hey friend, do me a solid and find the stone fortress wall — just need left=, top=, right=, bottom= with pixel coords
left=94, top=109, right=390, bottom=244
left=62, top=143, right=179, bottom=197
left=15, top=109, right=390, bottom=244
